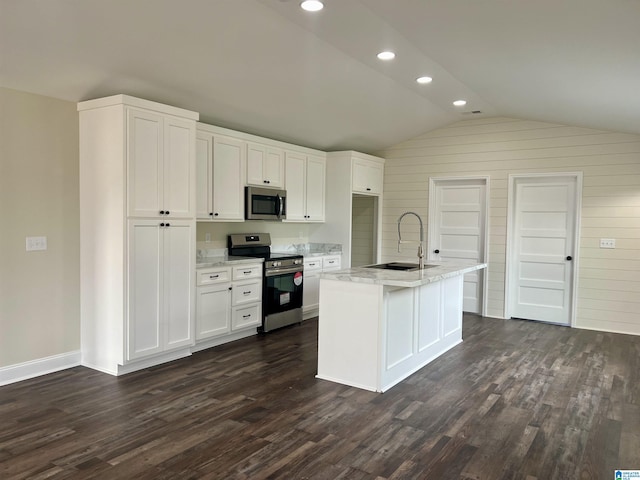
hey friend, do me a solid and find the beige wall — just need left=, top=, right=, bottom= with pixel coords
left=379, top=117, right=640, bottom=335
left=0, top=88, right=79, bottom=367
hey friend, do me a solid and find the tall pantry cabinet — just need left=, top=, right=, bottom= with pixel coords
left=78, top=95, right=199, bottom=375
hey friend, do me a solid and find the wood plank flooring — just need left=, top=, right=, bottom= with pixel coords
left=1, top=315, right=639, bottom=479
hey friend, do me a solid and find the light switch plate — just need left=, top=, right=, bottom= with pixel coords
left=26, top=236, right=47, bottom=251
left=599, top=238, right=615, bottom=249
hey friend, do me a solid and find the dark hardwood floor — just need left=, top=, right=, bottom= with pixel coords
left=2, top=315, right=639, bottom=479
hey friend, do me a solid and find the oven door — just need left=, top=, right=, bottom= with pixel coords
left=264, top=265, right=303, bottom=315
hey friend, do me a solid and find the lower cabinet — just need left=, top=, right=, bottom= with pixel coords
left=195, top=262, right=262, bottom=349
left=127, top=220, right=195, bottom=362
left=303, top=254, right=341, bottom=319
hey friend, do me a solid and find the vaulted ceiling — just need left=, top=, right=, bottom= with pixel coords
left=2, top=0, right=639, bottom=153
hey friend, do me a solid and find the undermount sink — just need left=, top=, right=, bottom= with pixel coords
left=364, top=262, right=437, bottom=272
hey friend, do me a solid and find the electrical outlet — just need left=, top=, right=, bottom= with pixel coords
left=599, top=238, right=615, bottom=249
left=26, top=236, right=47, bottom=251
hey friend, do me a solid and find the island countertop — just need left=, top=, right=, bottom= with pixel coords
left=320, top=261, right=487, bottom=288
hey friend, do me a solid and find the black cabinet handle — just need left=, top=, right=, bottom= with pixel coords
left=165, top=211, right=170, bottom=215
left=366, top=187, right=371, bottom=191
left=160, top=210, right=165, bottom=215
left=243, top=314, right=251, bottom=319
left=434, top=249, right=440, bottom=254
left=243, top=291, right=251, bottom=295
left=165, top=223, right=170, bottom=227
left=209, top=212, right=214, bottom=216
left=160, top=223, right=165, bottom=227
left=228, top=287, right=232, bottom=291
left=214, top=213, right=219, bottom=217
left=566, top=256, right=573, bottom=261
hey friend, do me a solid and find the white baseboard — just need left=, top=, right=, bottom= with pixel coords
left=0, top=350, right=81, bottom=386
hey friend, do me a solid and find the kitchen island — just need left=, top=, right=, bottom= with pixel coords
left=317, top=261, right=486, bottom=392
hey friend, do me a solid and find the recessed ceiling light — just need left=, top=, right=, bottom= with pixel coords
left=300, top=1, right=323, bottom=12
left=453, top=100, right=467, bottom=106
left=377, top=51, right=396, bottom=61
left=416, top=76, right=433, bottom=84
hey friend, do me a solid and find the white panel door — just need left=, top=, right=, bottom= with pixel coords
left=163, top=221, right=194, bottom=349
left=212, top=136, right=245, bottom=220
left=127, top=220, right=162, bottom=360
left=430, top=178, right=486, bottom=314
left=163, top=117, right=194, bottom=218
left=195, top=133, right=213, bottom=219
left=510, top=176, right=577, bottom=325
left=305, top=155, right=325, bottom=221
left=127, top=109, right=162, bottom=218
left=284, top=152, right=306, bottom=221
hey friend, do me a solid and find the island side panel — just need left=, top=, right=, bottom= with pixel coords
left=317, top=279, right=383, bottom=392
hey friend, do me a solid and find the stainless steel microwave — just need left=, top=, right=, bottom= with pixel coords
left=245, top=186, right=286, bottom=220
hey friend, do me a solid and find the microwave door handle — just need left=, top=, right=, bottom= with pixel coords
left=276, top=194, right=283, bottom=219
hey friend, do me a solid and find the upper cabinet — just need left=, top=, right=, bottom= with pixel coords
left=352, top=157, right=384, bottom=195
left=246, top=143, right=284, bottom=188
left=284, top=152, right=325, bottom=222
left=196, top=127, right=245, bottom=222
left=127, top=108, right=196, bottom=218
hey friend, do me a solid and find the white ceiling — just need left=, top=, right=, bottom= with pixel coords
left=2, top=0, right=639, bottom=154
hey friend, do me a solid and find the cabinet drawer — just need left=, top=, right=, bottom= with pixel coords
left=304, top=259, right=322, bottom=271
left=232, top=280, right=262, bottom=306
left=322, top=256, right=342, bottom=270
left=232, top=303, right=261, bottom=330
left=197, top=267, right=231, bottom=286
left=232, top=264, right=262, bottom=280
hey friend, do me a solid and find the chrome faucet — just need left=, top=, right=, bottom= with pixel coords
left=397, top=211, right=425, bottom=270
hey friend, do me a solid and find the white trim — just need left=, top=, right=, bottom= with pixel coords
left=505, top=172, right=582, bottom=327
left=0, top=350, right=81, bottom=386
left=428, top=175, right=490, bottom=317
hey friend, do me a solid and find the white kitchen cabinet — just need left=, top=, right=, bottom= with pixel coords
left=352, top=157, right=384, bottom=195
left=196, top=270, right=232, bottom=340
left=196, top=129, right=245, bottom=221
left=284, top=152, right=325, bottom=222
left=194, top=262, right=263, bottom=347
left=127, top=220, right=195, bottom=360
left=303, top=254, right=341, bottom=319
left=247, top=143, right=284, bottom=188
left=78, top=95, right=198, bottom=376
left=127, top=108, right=195, bottom=218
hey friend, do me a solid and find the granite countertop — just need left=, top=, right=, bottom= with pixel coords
left=196, top=255, right=264, bottom=269
left=320, top=261, right=487, bottom=288
left=271, top=242, right=342, bottom=257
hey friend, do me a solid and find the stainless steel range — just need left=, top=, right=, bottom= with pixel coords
left=228, top=233, right=304, bottom=332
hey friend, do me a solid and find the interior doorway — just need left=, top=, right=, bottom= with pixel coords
left=428, top=177, right=489, bottom=315
left=506, top=173, right=582, bottom=326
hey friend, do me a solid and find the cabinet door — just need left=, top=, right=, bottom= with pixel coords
left=196, top=283, right=231, bottom=340
left=127, top=220, right=163, bottom=360
left=303, top=272, right=320, bottom=311
left=212, top=136, right=245, bottom=220
left=163, top=221, right=194, bottom=350
left=246, top=143, right=267, bottom=187
left=305, top=155, right=325, bottom=222
left=196, top=133, right=213, bottom=219
left=264, top=147, right=284, bottom=188
left=164, top=117, right=195, bottom=218
left=284, top=152, right=306, bottom=221
left=352, top=159, right=383, bottom=195
left=127, top=109, right=163, bottom=217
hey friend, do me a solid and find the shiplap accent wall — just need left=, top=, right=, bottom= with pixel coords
left=379, top=117, right=640, bottom=335
left=351, top=195, right=376, bottom=267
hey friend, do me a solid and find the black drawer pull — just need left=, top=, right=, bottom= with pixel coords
left=209, top=274, right=219, bottom=279
left=242, top=314, right=251, bottom=318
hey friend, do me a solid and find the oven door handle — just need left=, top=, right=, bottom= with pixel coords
left=265, top=266, right=303, bottom=277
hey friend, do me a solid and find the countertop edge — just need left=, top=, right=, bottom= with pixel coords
left=319, top=263, right=487, bottom=287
